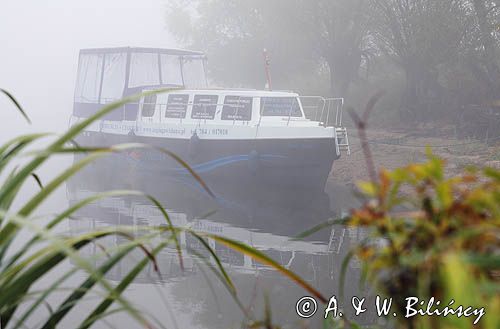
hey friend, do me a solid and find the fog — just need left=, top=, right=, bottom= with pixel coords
left=0, top=0, right=180, bottom=219
left=1, top=1, right=498, bottom=329
left=0, top=0, right=177, bottom=140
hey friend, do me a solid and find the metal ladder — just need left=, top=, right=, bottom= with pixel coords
left=335, top=127, right=351, bottom=156
left=327, top=227, right=345, bottom=254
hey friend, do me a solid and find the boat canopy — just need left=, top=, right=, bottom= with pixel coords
left=73, top=47, right=207, bottom=120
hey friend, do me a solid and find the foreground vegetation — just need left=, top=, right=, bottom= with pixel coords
left=342, top=153, right=500, bottom=329
left=1, top=89, right=498, bottom=329
left=0, top=89, right=324, bottom=329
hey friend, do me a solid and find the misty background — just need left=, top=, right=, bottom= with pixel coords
left=0, top=0, right=178, bottom=141
left=166, top=0, right=500, bottom=131
left=0, top=0, right=182, bottom=212
left=3, top=1, right=499, bottom=136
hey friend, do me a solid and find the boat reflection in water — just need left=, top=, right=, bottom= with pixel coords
left=67, top=163, right=376, bottom=328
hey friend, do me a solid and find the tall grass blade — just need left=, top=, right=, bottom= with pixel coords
left=2, top=143, right=185, bottom=254
left=339, top=250, right=355, bottom=300
left=0, top=152, right=108, bottom=257
left=0, top=89, right=173, bottom=213
left=0, top=133, right=51, bottom=175
left=78, top=241, right=171, bottom=329
left=206, top=234, right=328, bottom=303
left=30, top=173, right=43, bottom=189
left=3, top=190, right=145, bottom=270
left=39, top=243, right=139, bottom=329
left=13, top=268, right=78, bottom=327
left=189, top=232, right=235, bottom=294
left=0, top=232, right=111, bottom=325
left=145, top=195, right=185, bottom=271
left=0, top=88, right=31, bottom=124
left=293, top=218, right=348, bottom=240
left=189, top=249, right=250, bottom=318
left=31, top=143, right=215, bottom=197
left=2, top=217, right=152, bottom=328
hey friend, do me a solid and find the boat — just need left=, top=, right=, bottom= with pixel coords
left=71, top=47, right=350, bottom=189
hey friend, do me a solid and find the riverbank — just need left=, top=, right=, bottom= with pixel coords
left=329, top=126, right=500, bottom=187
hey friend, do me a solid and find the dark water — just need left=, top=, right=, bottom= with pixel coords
left=61, top=159, right=377, bottom=329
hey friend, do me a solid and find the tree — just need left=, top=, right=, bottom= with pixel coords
left=370, top=0, right=473, bottom=121
left=166, top=0, right=374, bottom=97
left=166, top=1, right=500, bottom=124
left=468, top=0, right=500, bottom=97
left=296, top=0, right=375, bottom=97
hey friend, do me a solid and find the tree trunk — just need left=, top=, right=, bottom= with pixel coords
left=401, top=61, right=440, bottom=124
left=327, top=51, right=359, bottom=99
left=472, top=0, right=500, bottom=93
left=329, top=66, right=351, bottom=98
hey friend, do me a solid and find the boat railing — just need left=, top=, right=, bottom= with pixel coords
left=299, top=96, right=344, bottom=127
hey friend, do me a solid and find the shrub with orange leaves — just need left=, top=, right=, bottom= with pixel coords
left=345, top=151, right=500, bottom=329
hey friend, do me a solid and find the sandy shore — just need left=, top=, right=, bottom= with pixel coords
left=329, top=126, right=500, bottom=188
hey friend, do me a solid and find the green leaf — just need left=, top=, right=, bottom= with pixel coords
left=0, top=89, right=175, bottom=217
left=189, top=232, right=235, bottom=293
left=205, top=234, right=328, bottom=304
left=1, top=215, right=152, bottom=328
left=0, top=133, right=51, bottom=175
left=78, top=241, right=171, bottom=329
left=293, top=218, right=349, bottom=240
left=39, top=242, right=140, bottom=329
left=0, top=88, right=31, bottom=124
left=358, top=181, right=377, bottom=196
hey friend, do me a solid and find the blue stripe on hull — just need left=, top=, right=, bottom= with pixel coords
left=127, top=153, right=286, bottom=174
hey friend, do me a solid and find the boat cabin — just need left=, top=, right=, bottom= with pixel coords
left=71, top=47, right=350, bottom=156
left=73, top=47, right=207, bottom=121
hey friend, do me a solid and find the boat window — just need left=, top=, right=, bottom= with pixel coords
left=129, top=53, right=160, bottom=88
left=141, top=94, right=157, bottom=117
left=261, top=97, right=302, bottom=117
left=74, top=53, right=104, bottom=103
left=191, top=95, right=218, bottom=119
left=160, top=55, right=183, bottom=86
left=221, top=96, right=253, bottom=121
left=165, top=94, right=189, bottom=118
left=100, top=53, right=127, bottom=103
left=182, top=56, right=207, bottom=89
